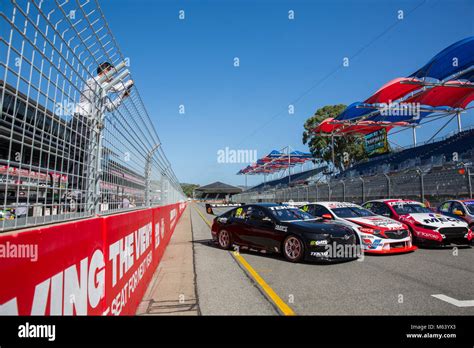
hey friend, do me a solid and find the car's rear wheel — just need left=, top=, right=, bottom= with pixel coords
left=217, top=229, right=232, bottom=249
left=283, top=235, right=304, bottom=262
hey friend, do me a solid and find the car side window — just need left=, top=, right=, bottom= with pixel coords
left=374, top=203, right=391, bottom=217
left=362, top=202, right=375, bottom=213
left=312, top=205, right=331, bottom=217
left=439, top=202, right=451, bottom=213
left=368, top=202, right=381, bottom=215
left=233, top=206, right=251, bottom=220
left=451, top=202, right=465, bottom=213
left=300, top=204, right=312, bottom=215
left=249, top=207, right=274, bottom=223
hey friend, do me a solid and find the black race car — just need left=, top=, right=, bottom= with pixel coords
left=206, top=203, right=360, bottom=263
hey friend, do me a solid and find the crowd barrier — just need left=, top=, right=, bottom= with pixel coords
left=0, top=202, right=187, bottom=315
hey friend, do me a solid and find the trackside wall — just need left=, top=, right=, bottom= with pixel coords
left=0, top=202, right=187, bottom=315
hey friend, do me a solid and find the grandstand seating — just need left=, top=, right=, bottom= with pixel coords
left=339, top=128, right=474, bottom=177
left=247, top=167, right=326, bottom=192
left=244, top=129, right=474, bottom=194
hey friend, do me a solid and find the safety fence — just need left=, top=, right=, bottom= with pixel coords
left=0, top=0, right=185, bottom=232
left=232, top=165, right=474, bottom=205
left=0, top=201, right=187, bottom=315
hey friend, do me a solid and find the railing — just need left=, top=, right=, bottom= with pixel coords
left=232, top=165, right=474, bottom=206
left=0, top=0, right=185, bottom=231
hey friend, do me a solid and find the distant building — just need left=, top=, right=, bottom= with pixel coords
left=194, top=181, right=242, bottom=200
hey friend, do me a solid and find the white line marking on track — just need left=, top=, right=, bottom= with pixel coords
left=431, top=294, right=474, bottom=307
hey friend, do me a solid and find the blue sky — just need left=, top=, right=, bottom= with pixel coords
left=100, top=0, right=474, bottom=186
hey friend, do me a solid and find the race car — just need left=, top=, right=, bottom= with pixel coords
left=438, top=199, right=474, bottom=229
left=362, top=199, right=473, bottom=247
left=206, top=203, right=359, bottom=263
left=298, top=202, right=417, bottom=254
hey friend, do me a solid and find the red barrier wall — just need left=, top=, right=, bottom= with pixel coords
left=0, top=202, right=187, bottom=315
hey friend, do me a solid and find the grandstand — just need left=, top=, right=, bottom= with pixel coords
left=246, top=166, right=327, bottom=192
left=339, top=127, right=474, bottom=178
left=235, top=128, right=474, bottom=205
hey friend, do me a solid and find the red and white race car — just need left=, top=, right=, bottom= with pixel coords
left=362, top=199, right=473, bottom=247
left=298, top=202, right=417, bottom=254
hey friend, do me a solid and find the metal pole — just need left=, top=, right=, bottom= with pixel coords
left=384, top=173, right=391, bottom=198
left=418, top=169, right=424, bottom=202
left=145, top=143, right=161, bottom=207
left=331, top=133, right=335, bottom=170
left=288, top=146, right=291, bottom=184
left=457, top=111, right=462, bottom=132
left=341, top=180, right=346, bottom=201
left=86, top=85, right=104, bottom=215
left=359, top=177, right=365, bottom=203
left=467, top=167, right=472, bottom=199
left=412, top=126, right=417, bottom=146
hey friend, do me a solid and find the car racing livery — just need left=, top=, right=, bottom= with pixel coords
left=206, top=203, right=359, bottom=263
left=299, top=202, right=417, bottom=254
left=363, top=199, right=473, bottom=246
left=438, top=199, right=474, bottom=229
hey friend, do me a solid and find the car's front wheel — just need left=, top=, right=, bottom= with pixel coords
left=283, top=235, right=304, bottom=263
left=217, top=229, right=232, bottom=249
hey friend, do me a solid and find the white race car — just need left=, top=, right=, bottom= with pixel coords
left=298, top=202, right=417, bottom=254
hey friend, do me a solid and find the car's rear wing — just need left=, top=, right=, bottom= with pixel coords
left=205, top=203, right=245, bottom=215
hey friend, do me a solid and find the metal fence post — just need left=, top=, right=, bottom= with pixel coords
left=327, top=182, right=331, bottom=200
left=145, top=144, right=161, bottom=207
left=359, top=177, right=365, bottom=203
left=467, top=168, right=473, bottom=199
left=341, top=180, right=346, bottom=201
left=86, top=85, right=104, bottom=215
left=384, top=173, right=391, bottom=198
left=417, top=168, right=425, bottom=202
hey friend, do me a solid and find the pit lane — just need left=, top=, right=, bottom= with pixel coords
left=191, top=202, right=474, bottom=315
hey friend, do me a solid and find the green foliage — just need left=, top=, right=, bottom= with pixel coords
left=181, top=183, right=200, bottom=197
left=302, top=104, right=368, bottom=172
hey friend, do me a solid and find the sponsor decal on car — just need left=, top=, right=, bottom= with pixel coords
left=275, top=225, right=288, bottom=232
left=310, top=242, right=362, bottom=259
left=388, top=200, right=420, bottom=206
left=310, top=240, right=328, bottom=246
left=362, top=238, right=383, bottom=250
left=327, top=202, right=359, bottom=209
left=268, top=206, right=293, bottom=211
left=422, top=214, right=461, bottom=224
left=415, top=230, right=440, bottom=240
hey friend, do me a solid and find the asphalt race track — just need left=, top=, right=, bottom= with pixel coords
left=190, top=202, right=474, bottom=315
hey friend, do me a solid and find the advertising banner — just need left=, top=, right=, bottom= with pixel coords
left=364, top=128, right=389, bottom=157
left=0, top=203, right=187, bottom=315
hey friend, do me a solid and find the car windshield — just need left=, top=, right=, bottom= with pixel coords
left=269, top=207, right=315, bottom=221
left=392, top=203, right=432, bottom=214
left=332, top=207, right=375, bottom=218
left=464, top=203, right=474, bottom=214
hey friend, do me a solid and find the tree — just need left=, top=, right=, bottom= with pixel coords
left=180, top=183, right=200, bottom=197
left=302, top=104, right=368, bottom=172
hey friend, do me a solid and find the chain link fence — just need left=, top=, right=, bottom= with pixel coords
left=0, top=0, right=185, bottom=231
left=232, top=165, right=474, bottom=206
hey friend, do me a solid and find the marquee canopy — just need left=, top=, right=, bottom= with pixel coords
left=313, top=37, right=474, bottom=136
left=238, top=148, right=313, bottom=175
left=409, top=37, right=474, bottom=82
